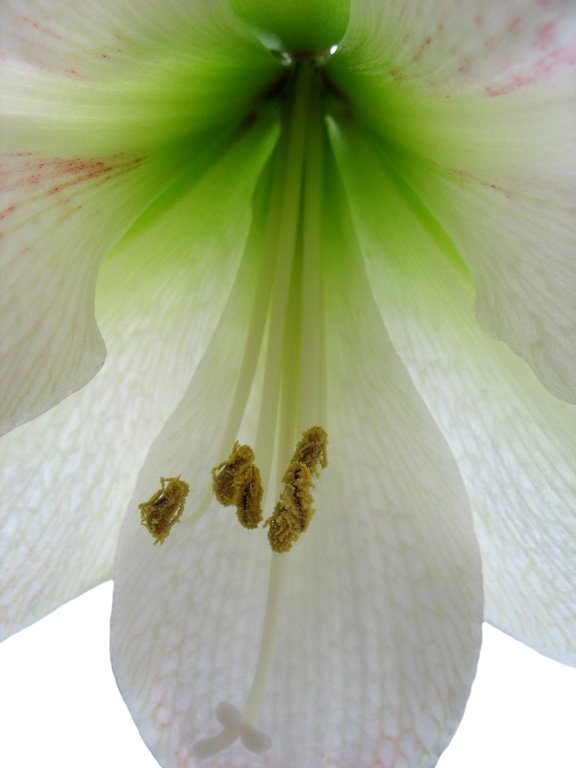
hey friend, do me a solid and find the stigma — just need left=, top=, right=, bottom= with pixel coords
left=192, top=702, right=272, bottom=759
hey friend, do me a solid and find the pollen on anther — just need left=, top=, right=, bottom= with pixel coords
left=265, top=461, right=315, bottom=553
left=265, top=426, right=328, bottom=553
left=236, top=464, right=264, bottom=529
left=212, top=442, right=263, bottom=529
left=139, top=476, right=189, bottom=545
left=292, top=425, right=328, bottom=476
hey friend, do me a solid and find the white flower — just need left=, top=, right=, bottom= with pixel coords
left=1, top=1, right=575, bottom=766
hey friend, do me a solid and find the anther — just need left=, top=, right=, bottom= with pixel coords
left=236, top=463, right=264, bottom=529
left=291, top=425, right=328, bottom=476
left=212, top=442, right=264, bottom=529
left=139, top=476, right=189, bottom=545
left=265, top=426, right=328, bottom=552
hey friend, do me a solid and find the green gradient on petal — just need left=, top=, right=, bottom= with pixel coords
left=104, top=109, right=280, bottom=266
left=326, top=110, right=472, bottom=281
left=2, top=3, right=282, bottom=156
left=100, top=112, right=280, bottom=310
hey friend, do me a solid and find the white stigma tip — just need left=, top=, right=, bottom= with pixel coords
left=192, top=701, right=272, bottom=759
left=216, top=701, right=243, bottom=729
left=192, top=729, right=239, bottom=760
left=241, top=724, right=273, bottom=754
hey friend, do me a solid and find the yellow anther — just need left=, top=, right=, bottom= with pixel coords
left=212, top=442, right=264, bottom=529
left=212, top=442, right=255, bottom=506
left=265, top=426, right=328, bottom=553
left=292, top=425, right=328, bottom=476
left=139, top=476, right=190, bottom=545
left=236, top=463, right=264, bottom=529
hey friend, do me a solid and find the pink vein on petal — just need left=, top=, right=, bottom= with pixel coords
left=486, top=44, right=576, bottom=96
left=0, top=153, right=145, bottom=219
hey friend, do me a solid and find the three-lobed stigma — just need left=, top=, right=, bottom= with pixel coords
left=139, top=476, right=190, bottom=545
left=192, top=701, right=272, bottom=760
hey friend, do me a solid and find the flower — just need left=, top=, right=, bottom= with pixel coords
left=1, top=1, right=575, bottom=767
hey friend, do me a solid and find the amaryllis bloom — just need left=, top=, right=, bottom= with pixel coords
left=1, top=0, right=575, bottom=766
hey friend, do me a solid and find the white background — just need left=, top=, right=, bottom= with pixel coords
left=1, top=582, right=575, bottom=767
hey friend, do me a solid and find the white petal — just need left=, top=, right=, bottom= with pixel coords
left=339, top=0, right=576, bottom=100
left=111, top=155, right=482, bottom=768
left=395, top=156, right=576, bottom=403
left=0, top=0, right=281, bottom=434
left=0, top=119, right=278, bottom=640
left=0, top=149, right=180, bottom=434
left=329, top=117, right=576, bottom=664
left=329, top=0, right=576, bottom=401
left=1, top=0, right=280, bottom=154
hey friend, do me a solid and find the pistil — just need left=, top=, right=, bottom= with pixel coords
left=192, top=59, right=330, bottom=760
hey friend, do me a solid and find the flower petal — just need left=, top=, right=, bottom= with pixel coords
left=111, top=155, right=482, bottom=768
left=392, top=154, right=576, bottom=404
left=329, top=117, right=576, bottom=664
left=329, top=0, right=576, bottom=401
left=0, top=0, right=281, bottom=434
left=0, top=118, right=278, bottom=641
left=2, top=0, right=280, bottom=154
left=0, top=148, right=181, bottom=434
left=337, top=0, right=576, bottom=101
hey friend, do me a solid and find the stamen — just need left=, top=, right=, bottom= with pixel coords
left=292, top=425, right=328, bottom=475
left=212, top=442, right=255, bottom=506
left=265, top=464, right=313, bottom=552
left=236, top=463, right=264, bottom=529
left=212, top=442, right=264, bottom=529
left=192, top=728, right=239, bottom=760
left=139, top=476, right=189, bottom=545
left=265, top=426, right=328, bottom=553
